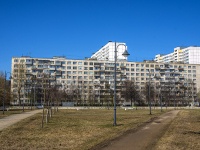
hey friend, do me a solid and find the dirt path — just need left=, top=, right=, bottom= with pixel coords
left=0, top=109, right=42, bottom=131
left=94, top=110, right=180, bottom=150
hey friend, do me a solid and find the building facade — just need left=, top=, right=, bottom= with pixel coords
left=91, top=41, right=128, bottom=61
left=11, top=56, right=200, bottom=106
left=154, top=46, right=200, bottom=64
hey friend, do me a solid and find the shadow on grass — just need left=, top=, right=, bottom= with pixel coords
left=183, top=131, right=200, bottom=135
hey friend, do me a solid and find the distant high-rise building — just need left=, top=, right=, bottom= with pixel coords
left=91, top=41, right=128, bottom=61
left=154, top=46, right=200, bottom=64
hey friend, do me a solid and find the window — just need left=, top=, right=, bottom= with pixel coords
left=67, top=61, right=71, bottom=64
left=26, top=59, right=31, bottom=62
left=89, top=62, right=93, bottom=65
left=67, top=66, right=71, bottom=69
left=192, top=66, right=196, bottom=69
left=84, top=62, right=88, bottom=65
left=73, top=62, right=77, bottom=65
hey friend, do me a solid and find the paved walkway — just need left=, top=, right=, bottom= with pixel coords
left=95, top=110, right=180, bottom=150
left=0, top=109, right=42, bottom=131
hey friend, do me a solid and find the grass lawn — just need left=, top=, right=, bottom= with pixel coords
left=0, top=108, right=165, bottom=150
left=154, top=109, right=200, bottom=150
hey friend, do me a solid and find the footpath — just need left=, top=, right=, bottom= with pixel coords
left=0, top=109, right=42, bottom=131
left=94, top=110, right=180, bottom=150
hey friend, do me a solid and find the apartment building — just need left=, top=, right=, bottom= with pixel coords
left=154, top=46, right=200, bottom=64
left=11, top=56, right=200, bottom=106
left=91, top=41, right=128, bottom=61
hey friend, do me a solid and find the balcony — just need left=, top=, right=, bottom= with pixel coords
left=155, top=66, right=160, bottom=69
left=26, top=60, right=33, bottom=65
left=178, top=66, right=184, bottom=71
left=179, top=76, right=184, bottom=79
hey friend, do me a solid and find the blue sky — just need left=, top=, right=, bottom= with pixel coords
left=1, top=0, right=200, bottom=73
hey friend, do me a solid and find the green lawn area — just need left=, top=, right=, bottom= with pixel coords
left=0, top=108, right=165, bottom=150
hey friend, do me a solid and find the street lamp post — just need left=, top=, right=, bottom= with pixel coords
left=3, top=72, right=7, bottom=115
left=113, top=42, right=130, bottom=126
left=148, top=70, right=152, bottom=115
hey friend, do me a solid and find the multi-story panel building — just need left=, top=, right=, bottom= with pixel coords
left=11, top=56, right=200, bottom=106
left=154, top=46, right=200, bottom=64
left=91, top=41, right=128, bottom=61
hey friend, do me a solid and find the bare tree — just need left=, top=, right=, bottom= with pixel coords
left=122, top=80, right=138, bottom=108
left=0, top=72, right=11, bottom=111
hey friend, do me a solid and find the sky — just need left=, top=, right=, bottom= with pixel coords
left=1, top=0, right=200, bottom=73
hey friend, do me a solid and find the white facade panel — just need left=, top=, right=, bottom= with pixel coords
left=91, top=42, right=128, bottom=61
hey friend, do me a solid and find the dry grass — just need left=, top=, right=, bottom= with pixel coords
left=0, top=108, right=165, bottom=150
left=154, top=109, right=200, bottom=150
